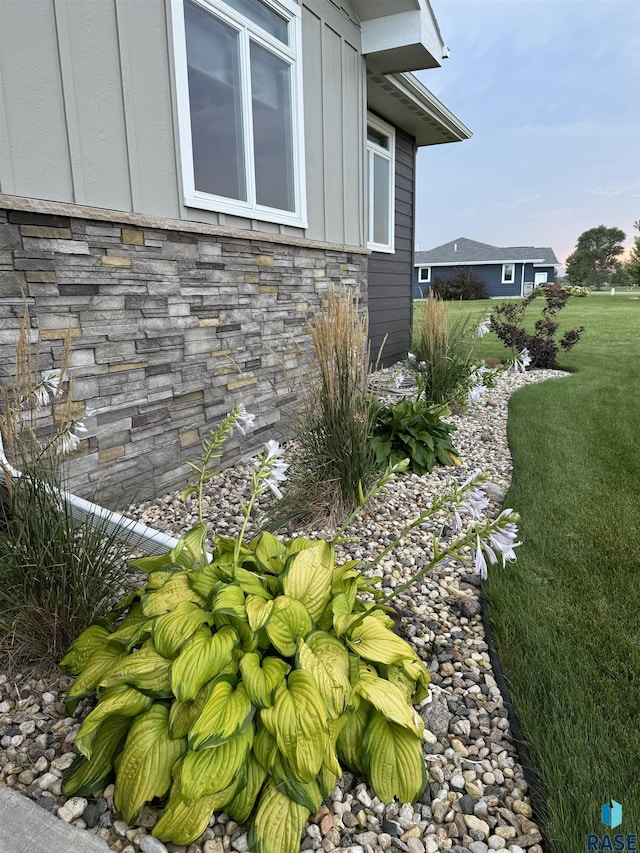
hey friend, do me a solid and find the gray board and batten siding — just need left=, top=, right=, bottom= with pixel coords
left=0, top=0, right=366, bottom=250
left=369, top=126, right=416, bottom=366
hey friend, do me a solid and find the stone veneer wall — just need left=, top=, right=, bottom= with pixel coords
left=0, top=208, right=367, bottom=506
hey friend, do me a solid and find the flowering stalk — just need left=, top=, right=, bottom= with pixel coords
left=183, top=405, right=255, bottom=524
left=234, top=440, right=288, bottom=566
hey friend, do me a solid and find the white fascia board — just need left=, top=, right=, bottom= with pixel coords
left=414, top=258, right=546, bottom=267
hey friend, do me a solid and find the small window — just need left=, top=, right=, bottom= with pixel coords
left=502, top=263, right=515, bottom=284
left=418, top=267, right=431, bottom=283
left=172, top=0, right=306, bottom=227
left=367, top=114, right=395, bottom=253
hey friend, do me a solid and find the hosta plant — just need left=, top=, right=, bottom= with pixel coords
left=60, top=409, right=521, bottom=853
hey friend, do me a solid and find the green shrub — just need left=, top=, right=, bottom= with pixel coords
left=561, top=285, right=589, bottom=297
left=490, top=284, right=585, bottom=368
left=411, top=294, right=477, bottom=405
left=371, top=399, right=460, bottom=475
left=60, top=412, right=523, bottom=853
left=430, top=268, right=489, bottom=300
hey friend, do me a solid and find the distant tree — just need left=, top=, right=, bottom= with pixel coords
left=623, top=220, right=640, bottom=288
left=565, top=225, right=626, bottom=290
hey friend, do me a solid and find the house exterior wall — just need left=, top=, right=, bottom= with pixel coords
left=0, top=207, right=367, bottom=506
left=0, top=0, right=365, bottom=249
left=368, top=127, right=416, bottom=366
left=413, top=263, right=523, bottom=299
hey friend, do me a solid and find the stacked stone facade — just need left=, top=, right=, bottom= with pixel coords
left=0, top=207, right=367, bottom=506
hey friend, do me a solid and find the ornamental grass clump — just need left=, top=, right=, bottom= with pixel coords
left=410, top=293, right=479, bottom=406
left=282, top=286, right=379, bottom=527
left=60, top=408, right=522, bottom=853
left=0, top=304, right=132, bottom=673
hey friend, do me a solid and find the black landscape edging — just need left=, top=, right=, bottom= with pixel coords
left=480, top=592, right=553, bottom=853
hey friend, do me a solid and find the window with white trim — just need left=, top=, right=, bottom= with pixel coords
left=171, top=0, right=306, bottom=227
left=417, top=266, right=431, bottom=283
left=367, top=115, right=395, bottom=253
left=502, top=263, right=515, bottom=284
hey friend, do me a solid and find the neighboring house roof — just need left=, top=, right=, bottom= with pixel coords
left=415, top=237, right=559, bottom=266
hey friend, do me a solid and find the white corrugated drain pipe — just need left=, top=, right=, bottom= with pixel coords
left=0, top=431, right=186, bottom=557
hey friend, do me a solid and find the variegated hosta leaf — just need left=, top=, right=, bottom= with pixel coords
left=182, top=522, right=209, bottom=568
left=284, top=537, right=317, bottom=555
left=331, top=593, right=358, bottom=637
left=336, top=699, right=371, bottom=776
left=60, top=624, right=112, bottom=675
left=271, top=751, right=323, bottom=812
left=168, top=682, right=212, bottom=739
left=170, top=625, right=238, bottom=701
left=66, top=644, right=128, bottom=701
left=260, top=670, right=328, bottom=782
left=251, top=531, right=287, bottom=574
left=248, top=779, right=309, bottom=853
left=180, top=726, right=253, bottom=803
left=145, top=570, right=176, bottom=590
left=383, top=663, right=415, bottom=702
left=235, top=568, right=271, bottom=599
left=62, top=715, right=131, bottom=797
left=346, top=615, right=416, bottom=664
left=265, top=596, right=312, bottom=658
left=141, top=573, right=206, bottom=618
left=107, top=603, right=153, bottom=651
left=225, top=752, right=267, bottom=824
left=239, top=653, right=290, bottom=708
left=189, top=681, right=254, bottom=750
left=296, top=631, right=351, bottom=720
left=211, top=583, right=247, bottom=621
left=362, top=711, right=427, bottom=804
left=153, top=601, right=215, bottom=660
left=154, top=761, right=238, bottom=845
left=113, top=704, right=187, bottom=824
left=355, top=671, right=423, bottom=737
left=282, top=541, right=333, bottom=622
left=100, top=640, right=172, bottom=697
left=245, top=596, right=275, bottom=632
left=188, top=562, right=227, bottom=600
left=76, top=685, right=152, bottom=758
left=401, top=657, right=431, bottom=704
left=253, top=720, right=279, bottom=770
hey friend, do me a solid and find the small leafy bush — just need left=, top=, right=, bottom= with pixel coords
left=562, top=285, right=589, bottom=297
left=431, top=268, right=489, bottom=301
left=411, top=294, right=478, bottom=405
left=490, top=284, right=585, bottom=369
left=60, top=411, right=523, bottom=853
left=371, top=399, right=460, bottom=475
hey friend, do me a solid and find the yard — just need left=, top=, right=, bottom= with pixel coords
left=442, top=294, right=640, bottom=849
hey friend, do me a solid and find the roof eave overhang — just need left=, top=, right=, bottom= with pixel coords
left=368, top=71, right=472, bottom=147
left=353, top=0, right=449, bottom=74
left=414, top=258, right=552, bottom=267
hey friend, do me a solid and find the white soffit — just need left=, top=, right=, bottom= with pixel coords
left=367, top=71, right=472, bottom=147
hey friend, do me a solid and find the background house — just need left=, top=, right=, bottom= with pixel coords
left=414, top=237, right=559, bottom=299
left=0, top=0, right=470, bottom=504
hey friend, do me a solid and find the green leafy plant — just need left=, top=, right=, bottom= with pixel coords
left=61, top=410, right=521, bottom=853
left=371, top=399, right=460, bottom=475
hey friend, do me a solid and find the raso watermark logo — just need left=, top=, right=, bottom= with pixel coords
left=586, top=800, right=637, bottom=851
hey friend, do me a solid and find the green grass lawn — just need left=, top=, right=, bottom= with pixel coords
left=429, top=295, right=640, bottom=850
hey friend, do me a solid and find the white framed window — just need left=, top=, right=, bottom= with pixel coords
left=366, top=114, right=395, bottom=253
left=417, top=266, right=431, bottom=283
left=171, top=0, right=307, bottom=227
left=502, top=263, right=515, bottom=284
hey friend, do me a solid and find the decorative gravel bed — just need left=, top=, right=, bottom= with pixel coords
left=0, top=367, right=568, bottom=853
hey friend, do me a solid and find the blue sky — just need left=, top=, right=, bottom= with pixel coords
left=415, top=0, right=640, bottom=270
